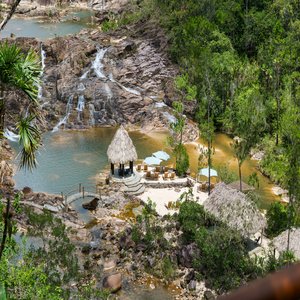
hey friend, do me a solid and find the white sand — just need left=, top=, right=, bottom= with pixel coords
left=138, top=183, right=208, bottom=216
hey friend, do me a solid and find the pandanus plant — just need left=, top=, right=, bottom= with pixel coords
left=0, top=42, right=41, bottom=170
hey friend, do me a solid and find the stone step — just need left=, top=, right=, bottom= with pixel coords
left=124, top=184, right=145, bottom=195
left=128, top=185, right=145, bottom=195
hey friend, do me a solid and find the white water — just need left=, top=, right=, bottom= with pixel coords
left=88, top=103, right=95, bottom=126
left=104, top=83, right=113, bottom=99
left=108, top=73, right=141, bottom=96
left=38, top=46, right=46, bottom=100
left=162, top=111, right=177, bottom=123
left=52, top=95, right=73, bottom=132
left=76, top=95, right=85, bottom=121
left=92, top=47, right=107, bottom=79
left=80, top=70, right=89, bottom=80
left=77, top=83, right=86, bottom=91
left=4, top=129, right=19, bottom=142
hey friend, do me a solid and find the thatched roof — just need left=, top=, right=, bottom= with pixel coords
left=203, top=183, right=266, bottom=236
left=107, top=125, right=138, bottom=164
left=228, top=181, right=255, bottom=192
left=273, top=228, right=300, bottom=260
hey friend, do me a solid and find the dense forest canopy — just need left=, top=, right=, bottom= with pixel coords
left=129, top=0, right=300, bottom=196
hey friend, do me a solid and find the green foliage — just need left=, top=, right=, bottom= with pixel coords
left=215, top=164, right=238, bottom=184
left=178, top=201, right=216, bottom=242
left=161, top=256, right=176, bottom=281
left=193, top=226, right=261, bottom=292
left=265, top=202, right=295, bottom=237
left=174, top=143, right=189, bottom=176
left=248, top=172, right=260, bottom=189
left=264, top=249, right=297, bottom=273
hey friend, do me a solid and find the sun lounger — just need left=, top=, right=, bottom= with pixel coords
left=170, top=172, right=175, bottom=180
left=136, top=164, right=141, bottom=171
left=154, top=172, right=159, bottom=180
left=163, top=172, right=169, bottom=180
left=146, top=171, right=151, bottom=178
left=155, top=166, right=160, bottom=173
left=144, top=165, right=148, bottom=171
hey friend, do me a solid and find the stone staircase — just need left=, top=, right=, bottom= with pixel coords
left=123, top=173, right=145, bottom=196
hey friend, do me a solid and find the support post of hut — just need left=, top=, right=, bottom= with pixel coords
left=130, top=161, right=133, bottom=174
left=111, top=163, right=114, bottom=175
left=121, top=164, right=125, bottom=177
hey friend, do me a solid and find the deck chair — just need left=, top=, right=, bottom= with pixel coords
left=144, top=165, right=148, bottom=171
left=154, top=172, right=159, bottom=180
left=136, top=164, right=142, bottom=171
left=155, top=166, right=160, bottom=173
left=146, top=171, right=151, bottom=178
left=170, top=172, right=175, bottom=180
left=163, top=172, right=169, bottom=180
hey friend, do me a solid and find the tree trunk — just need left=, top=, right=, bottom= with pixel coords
left=0, top=198, right=11, bottom=261
left=239, top=161, right=242, bottom=192
left=0, top=85, right=5, bottom=140
left=0, top=0, right=22, bottom=32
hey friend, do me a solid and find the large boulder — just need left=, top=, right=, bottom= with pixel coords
left=102, top=273, right=122, bottom=292
left=82, top=197, right=99, bottom=210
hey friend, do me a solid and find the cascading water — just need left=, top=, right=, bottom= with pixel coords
left=38, top=45, right=46, bottom=100
left=52, top=95, right=73, bottom=132
left=88, top=103, right=96, bottom=126
left=108, top=73, right=141, bottom=95
left=4, top=129, right=19, bottom=142
left=76, top=95, right=85, bottom=121
left=92, top=47, right=107, bottom=79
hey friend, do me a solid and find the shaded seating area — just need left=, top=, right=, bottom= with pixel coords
left=107, top=125, right=138, bottom=177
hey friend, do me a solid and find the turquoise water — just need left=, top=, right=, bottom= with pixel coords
left=12, top=128, right=168, bottom=194
left=1, top=11, right=94, bottom=40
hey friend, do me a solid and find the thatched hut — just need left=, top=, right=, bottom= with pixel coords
left=203, top=183, right=266, bottom=237
left=107, top=125, right=138, bottom=176
left=273, top=228, right=300, bottom=260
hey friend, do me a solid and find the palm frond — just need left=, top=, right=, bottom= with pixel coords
left=17, top=115, right=41, bottom=170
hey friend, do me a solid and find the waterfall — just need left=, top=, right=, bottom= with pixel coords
left=52, top=95, right=73, bottom=132
left=76, top=95, right=85, bottom=121
left=108, top=73, right=141, bottom=95
left=38, top=45, right=46, bottom=100
left=77, top=83, right=86, bottom=91
left=104, top=83, right=113, bottom=100
left=89, top=103, right=95, bottom=126
left=92, top=47, right=107, bottom=79
left=80, top=70, right=89, bottom=80
left=4, top=128, right=19, bottom=142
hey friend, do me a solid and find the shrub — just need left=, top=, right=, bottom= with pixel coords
left=178, top=201, right=216, bottom=242
left=266, top=202, right=291, bottom=237
left=194, top=226, right=261, bottom=292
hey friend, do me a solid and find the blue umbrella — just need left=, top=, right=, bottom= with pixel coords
left=144, top=156, right=162, bottom=165
left=153, top=150, right=170, bottom=161
left=198, top=168, right=218, bottom=177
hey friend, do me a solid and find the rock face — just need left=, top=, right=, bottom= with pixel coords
left=91, top=0, right=129, bottom=12
left=4, top=19, right=198, bottom=142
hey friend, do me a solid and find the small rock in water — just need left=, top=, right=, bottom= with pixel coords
left=22, top=186, right=33, bottom=195
left=102, top=273, right=122, bottom=292
left=149, top=283, right=155, bottom=290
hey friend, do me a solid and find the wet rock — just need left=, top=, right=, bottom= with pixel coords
left=188, top=280, right=196, bottom=291
left=177, top=243, right=200, bottom=268
left=204, top=290, right=215, bottom=300
left=81, top=244, right=92, bottom=254
left=185, top=270, right=195, bottom=283
left=102, top=273, right=122, bottom=292
left=82, top=197, right=99, bottom=210
left=22, top=186, right=33, bottom=195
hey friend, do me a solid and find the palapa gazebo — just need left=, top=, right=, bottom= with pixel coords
left=273, top=228, right=300, bottom=260
left=203, top=183, right=266, bottom=237
left=107, top=125, right=138, bottom=177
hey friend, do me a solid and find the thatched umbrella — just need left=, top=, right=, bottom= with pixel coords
left=203, top=183, right=266, bottom=237
left=107, top=125, right=138, bottom=176
left=273, top=228, right=300, bottom=260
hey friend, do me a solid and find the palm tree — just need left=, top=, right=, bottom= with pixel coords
left=0, top=42, right=41, bottom=170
